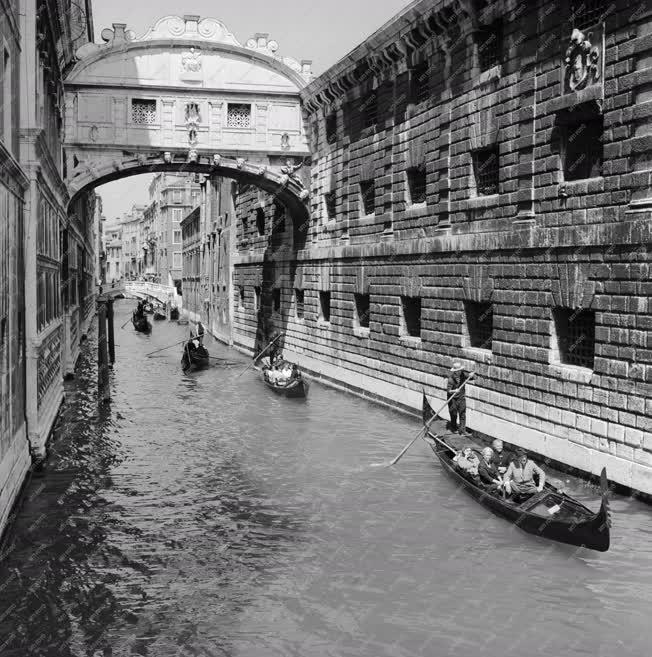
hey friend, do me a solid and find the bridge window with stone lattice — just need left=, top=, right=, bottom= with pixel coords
left=131, top=99, right=157, bottom=124
left=227, top=103, right=252, bottom=129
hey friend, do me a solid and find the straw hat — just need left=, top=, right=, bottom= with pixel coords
left=451, top=362, right=464, bottom=372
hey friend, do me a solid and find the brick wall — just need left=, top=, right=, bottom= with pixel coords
left=231, top=0, right=652, bottom=494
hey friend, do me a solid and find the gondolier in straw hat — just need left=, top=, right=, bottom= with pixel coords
left=447, top=361, right=471, bottom=436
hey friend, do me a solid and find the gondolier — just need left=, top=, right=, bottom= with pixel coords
left=196, top=320, right=206, bottom=345
left=447, top=362, right=469, bottom=436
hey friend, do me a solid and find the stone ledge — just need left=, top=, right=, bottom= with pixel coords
left=549, top=363, right=594, bottom=384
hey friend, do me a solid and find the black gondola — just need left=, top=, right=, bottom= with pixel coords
left=422, top=393, right=611, bottom=552
left=260, top=363, right=309, bottom=398
left=143, top=301, right=154, bottom=314
left=132, top=313, right=152, bottom=333
left=181, top=342, right=210, bottom=372
left=170, top=307, right=180, bottom=320
left=153, top=308, right=166, bottom=320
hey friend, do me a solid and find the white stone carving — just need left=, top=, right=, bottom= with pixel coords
left=163, top=151, right=172, bottom=163
left=236, top=158, right=246, bottom=169
left=212, top=154, right=221, bottom=166
left=564, top=28, right=601, bottom=93
left=181, top=47, right=202, bottom=82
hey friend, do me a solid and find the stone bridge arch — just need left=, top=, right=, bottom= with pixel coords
left=63, top=14, right=313, bottom=222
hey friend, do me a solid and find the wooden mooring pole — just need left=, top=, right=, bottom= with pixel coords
left=107, top=298, right=116, bottom=365
left=97, top=300, right=110, bottom=403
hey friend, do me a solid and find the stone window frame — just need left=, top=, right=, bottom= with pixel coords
left=172, top=229, right=182, bottom=244
left=325, top=112, right=338, bottom=145
left=476, top=20, right=503, bottom=73
left=408, top=58, right=430, bottom=106
left=471, top=145, right=500, bottom=197
left=561, top=116, right=604, bottom=182
left=359, top=179, right=375, bottom=217
left=463, top=300, right=493, bottom=352
left=253, top=285, right=261, bottom=312
left=238, top=286, right=245, bottom=311
left=130, top=97, right=158, bottom=126
left=254, top=207, right=265, bottom=237
left=324, top=191, right=337, bottom=222
left=353, top=293, right=371, bottom=330
left=295, top=288, right=305, bottom=321
left=406, top=165, right=427, bottom=207
left=399, top=295, right=422, bottom=341
left=550, top=307, right=596, bottom=371
left=318, top=290, right=331, bottom=325
left=225, top=102, right=253, bottom=129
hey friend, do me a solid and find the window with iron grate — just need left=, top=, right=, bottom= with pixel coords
left=255, top=208, right=265, bottom=236
left=272, top=202, right=285, bottom=234
left=272, top=288, right=281, bottom=313
left=409, top=60, right=430, bottom=105
left=362, top=91, right=378, bottom=130
left=477, top=21, right=502, bottom=71
left=132, top=99, right=157, bottom=124
left=238, top=286, right=245, bottom=310
left=359, top=180, right=375, bottom=215
left=407, top=166, right=427, bottom=204
left=570, top=0, right=604, bottom=29
left=472, top=146, right=500, bottom=195
left=354, top=293, right=370, bottom=329
left=553, top=308, right=596, bottom=369
left=324, top=191, right=337, bottom=220
left=401, top=296, right=421, bottom=338
left=464, top=301, right=493, bottom=350
left=295, top=289, right=304, bottom=319
left=319, top=291, right=331, bottom=323
left=563, top=118, right=603, bottom=180
left=227, top=103, right=252, bottom=128
left=254, top=286, right=261, bottom=312
left=326, top=113, right=338, bottom=144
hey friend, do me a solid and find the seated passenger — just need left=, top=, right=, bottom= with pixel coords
left=491, top=439, right=512, bottom=475
left=477, top=447, right=503, bottom=490
left=503, top=448, right=546, bottom=499
left=453, top=447, right=479, bottom=477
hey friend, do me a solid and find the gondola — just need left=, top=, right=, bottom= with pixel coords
left=260, top=363, right=309, bottom=398
left=132, top=313, right=152, bottom=333
left=143, top=301, right=154, bottom=314
left=181, top=342, right=210, bottom=372
left=170, top=307, right=180, bottom=320
left=422, top=393, right=611, bottom=552
left=153, top=308, right=166, bottom=321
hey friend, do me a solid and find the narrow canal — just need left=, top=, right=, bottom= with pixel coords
left=1, top=300, right=651, bottom=657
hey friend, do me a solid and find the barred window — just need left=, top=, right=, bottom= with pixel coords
left=362, top=91, right=377, bottom=129
left=477, top=21, right=502, bottom=71
left=354, top=293, right=370, bottom=329
left=409, top=60, right=430, bottom=105
left=255, top=208, right=265, bottom=236
left=401, top=296, right=421, bottom=338
left=407, top=167, right=427, bottom=204
left=553, top=308, right=596, bottom=369
left=226, top=103, right=252, bottom=128
left=564, top=118, right=603, bottom=180
left=254, top=286, right=261, bottom=312
left=473, top=146, right=500, bottom=195
left=131, top=99, right=157, bottom=124
left=570, top=1, right=604, bottom=29
left=324, top=191, right=336, bottom=220
left=295, top=289, right=304, bottom=319
left=326, top=113, right=338, bottom=144
left=319, top=291, right=331, bottom=323
left=272, top=202, right=285, bottom=234
left=360, top=180, right=375, bottom=215
left=238, top=286, right=245, bottom=310
left=465, top=301, right=493, bottom=350
left=272, top=288, right=281, bottom=313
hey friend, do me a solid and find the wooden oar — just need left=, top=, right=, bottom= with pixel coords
left=390, top=373, right=475, bottom=466
left=237, top=333, right=284, bottom=378
left=145, top=337, right=189, bottom=357
left=120, top=317, right=132, bottom=330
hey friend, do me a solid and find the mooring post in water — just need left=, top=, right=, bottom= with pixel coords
left=97, top=300, right=110, bottom=403
left=107, top=298, right=116, bottom=365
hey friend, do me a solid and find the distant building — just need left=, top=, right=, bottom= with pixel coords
left=103, top=218, right=123, bottom=283
left=146, top=173, right=201, bottom=292
left=119, top=204, right=147, bottom=279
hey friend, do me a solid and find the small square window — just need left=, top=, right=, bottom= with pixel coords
left=407, top=167, right=427, bottom=205
left=319, top=291, right=331, bottom=323
left=272, top=288, right=281, bottom=313
left=238, top=286, right=245, bottom=310
left=464, top=301, right=493, bottom=350
left=354, top=293, right=370, bottom=329
left=553, top=308, right=596, bottom=369
left=473, top=146, right=500, bottom=196
left=324, top=192, right=336, bottom=221
left=563, top=118, right=603, bottom=181
left=477, top=21, right=502, bottom=71
left=326, top=113, right=338, bottom=144
left=360, top=180, right=375, bottom=216
left=295, top=289, right=304, bottom=319
left=131, top=99, right=157, bottom=124
left=227, top=103, right=251, bottom=128
left=362, top=92, right=377, bottom=129
left=255, top=208, right=265, bottom=236
left=409, top=60, right=430, bottom=105
left=570, top=1, right=604, bottom=30
left=401, top=296, right=421, bottom=338
left=173, top=229, right=182, bottom=244
left=254, top=286, right=261, bottom=312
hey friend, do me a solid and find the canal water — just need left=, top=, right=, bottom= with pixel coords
left=1, top=300, right=651, bottom=657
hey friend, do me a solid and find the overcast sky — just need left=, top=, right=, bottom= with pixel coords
left=92, top=0, right=411, bottom=221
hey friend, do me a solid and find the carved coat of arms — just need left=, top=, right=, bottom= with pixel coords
left=181, top=47, right=202, bottom=81
left=564, top=28, right=600, bottom=93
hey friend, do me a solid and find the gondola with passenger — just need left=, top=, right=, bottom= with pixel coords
left=259, top=358, right=309, bottom=398
left=181, top=337, right=210, bottom=372
left=132, top=308, right=152, bottom=333
left=153, top=306, right=166, bottom=321
left=421, top=393, right=611, bottom=552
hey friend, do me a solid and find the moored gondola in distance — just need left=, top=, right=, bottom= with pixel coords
left=421, top=393, right=611, bottom=552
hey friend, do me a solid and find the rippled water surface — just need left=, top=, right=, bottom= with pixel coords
left=1, top=300, right=651, bottom=656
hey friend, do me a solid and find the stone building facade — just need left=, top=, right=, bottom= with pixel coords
left=231, top=0, right=652, bottom=494
left=0, top=0, right=30, bottom=538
